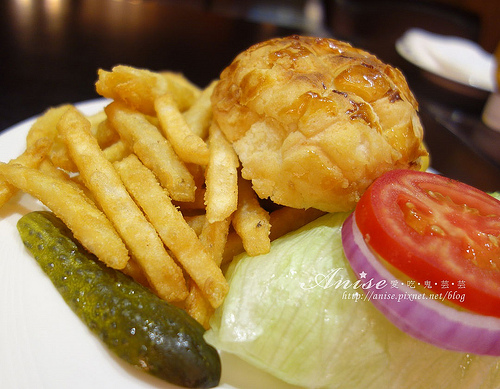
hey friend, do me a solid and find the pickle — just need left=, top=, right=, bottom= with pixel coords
left=17, top=211, right=221, bottom=388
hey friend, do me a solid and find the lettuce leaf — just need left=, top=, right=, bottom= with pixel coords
left=205, top=213, right=500, bottom=389
left=490, top=192, right=500, bottom=201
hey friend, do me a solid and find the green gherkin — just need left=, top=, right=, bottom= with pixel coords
left=17, top=211, right=221, bottom=388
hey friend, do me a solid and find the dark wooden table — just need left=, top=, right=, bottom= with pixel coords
left=1, top=0, right=499, bottom=191
left=0, top=1, right=293, bottom=130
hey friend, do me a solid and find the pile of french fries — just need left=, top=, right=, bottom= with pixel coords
left=0, top=65, right=324, bottom=328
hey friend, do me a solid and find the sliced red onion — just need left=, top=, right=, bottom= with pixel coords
left=341, top=213, right=500, bottom=356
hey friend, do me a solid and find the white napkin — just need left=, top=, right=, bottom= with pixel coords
left=396, top=28, right=496, bottom=92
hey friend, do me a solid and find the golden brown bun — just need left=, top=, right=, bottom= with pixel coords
left=211, top=35, right=428, bottom=212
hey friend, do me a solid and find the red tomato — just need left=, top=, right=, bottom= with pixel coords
left=355, top=169, right=500, bottom=317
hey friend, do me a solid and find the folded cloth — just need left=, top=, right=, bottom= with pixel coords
left=396, top=28, right=495, bottom=92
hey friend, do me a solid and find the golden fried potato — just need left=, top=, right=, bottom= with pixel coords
left=102, top=139, right=131, bottom=163
left=220, top=207, right=326, bottom=264
left=37, top=158, right=71, bottom=181
left=49, top=132, right=78, bottom=172
left=24, top=104, right=77, bottom=172
left=105, top=101, right=196, bottom=202
left=232, top=176, right=271, bottom=256
left=268, top=207, right=325, bottom=241
left=121, top=256, right=150, bottom=288
left=0, top=137, right=52, bottom=208
left=114, top=154, right=228, bottom=308
left=91, top=116, right=120, bottom=150
left=212, top=35, right=428, bottom=212
left=172, top=164, right=207, bottom=212
left=155, top=93, right=210, bottom=166
left=183, top=80, right=217, bottom=139
left=160, top=71, right=202, bottom=111
left=184, top=214, right=207, bottom=236
left=26, top=105, right=71, bottom=147
left=58, top=106, right=188, bottom=302
left=0, top=162, right=129, bottom=269
left=204, top=122, right=239, bottom=223
left=96, top=65, right=200, bottom=116
left=185, top=279, right=214, bottom=330
left=221, top=231, right=244, bottom=266
left=199, top=216, right=232, bottom=267
left=37, top=158, right=94, bottom=200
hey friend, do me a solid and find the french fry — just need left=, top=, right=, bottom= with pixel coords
left=37, top=159, right=96, bottom=202
left=96, top=65, right=200, bottom=116
left=0, top=137, right=52, bottom=208
left=105, top=101, right=196, bottom=202
left=172, top=163, right=207, bottom=212
left=269, top=207, right=325, bottom=241
left=155, top=93, right=210, bottom=166
left=114, top=154, right=229, bottom=308
left=49, top=132, right=78, bottom=172
left=57, top=106, right=188, bottom=302
left=189, top=212, right=232, bottom=322
left=204, top=122, right=239, bottom=223
left=122, top=256, right=150, bottom=288
left=183, top=80, right=217, bottom=139
left=0, top=162, right=129, bottom=269
left=221, top=208, right=325, bottom=265
left=199, top=216, right=232, bottom=267
left=185, top=279, right=214, bottom=330
left=187, top=214, right=232, bottom=326
left=102, top=139, right=131, bottom=163
left=38, top=158, right=71, bottom=181
left=24, top=104, right=77, bottom=172
left=232, top=176, right=271, bottom=256
left=26, top=105, right=71, bottom=147
left=161, top=71, right=202, bottom=111
left=87, top=109, right=107, bottom=127
left=184, top=214, right=207, bottom=236
left=221, top=231, right=244, bottom=266
left=91, top=117, right=120, bottom=150
left=96, top=66, right=162, bottom=116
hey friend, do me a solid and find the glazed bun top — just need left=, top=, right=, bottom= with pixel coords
left=211, top=35, right=428, bottom=212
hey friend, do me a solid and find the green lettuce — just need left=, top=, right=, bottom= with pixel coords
left=205, top=213, right=500, bottom=389
left=490, top=192, right=500, bottom=201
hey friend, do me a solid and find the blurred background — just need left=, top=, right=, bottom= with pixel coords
left=0, top=0, right=499, bottom=188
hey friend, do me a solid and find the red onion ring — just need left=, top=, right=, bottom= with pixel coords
left=341, top=212, right=500, bottom=356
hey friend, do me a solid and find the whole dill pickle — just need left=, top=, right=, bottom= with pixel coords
left=17, top=211, right=221, bottom=388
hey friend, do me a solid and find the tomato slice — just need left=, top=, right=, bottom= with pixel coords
left=355, top=169, right=500, bottom=317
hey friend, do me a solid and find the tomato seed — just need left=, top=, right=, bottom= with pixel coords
left=405, top=201, right=416, bottom=209
left=429, top=225, right=445, bottom=236
left=488, top=234, right=499, bottom=247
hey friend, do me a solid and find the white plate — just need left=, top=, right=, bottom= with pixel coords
left=396, top=28, right=496, bottom=92
left=0, top=99, right=296, bottom=389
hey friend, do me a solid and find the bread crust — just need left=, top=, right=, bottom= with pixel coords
left=211, top=35, right=428, bottom=212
